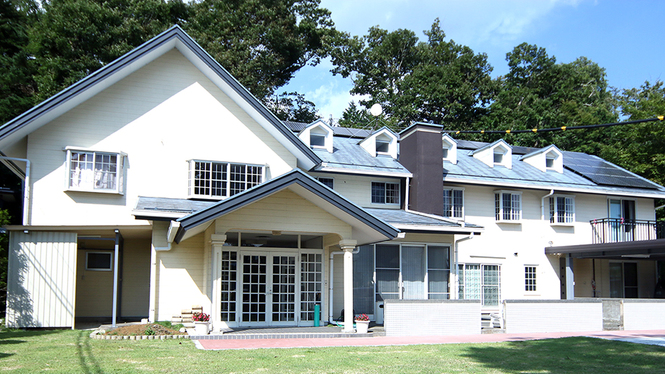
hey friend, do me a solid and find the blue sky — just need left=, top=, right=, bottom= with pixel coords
left=282, top=0, right=665, bottom=120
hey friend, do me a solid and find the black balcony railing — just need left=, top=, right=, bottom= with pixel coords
left=590, top=218, right=663, bottom=244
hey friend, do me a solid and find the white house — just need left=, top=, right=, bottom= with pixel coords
left=2, top=26, right=664, bottom=332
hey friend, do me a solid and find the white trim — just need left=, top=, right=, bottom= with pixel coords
left=494, top=190, right=522, bottom=223
left=85, top=251, right=113, bottom=271
left=370, top=180, right=401, bottom=206
left=315, top=166, right=412, bottom=178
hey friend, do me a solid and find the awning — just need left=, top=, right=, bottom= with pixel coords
left=546, top=238, right=665, bottom=260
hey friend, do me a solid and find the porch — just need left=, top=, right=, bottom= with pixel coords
left=590, top=218, right=665, bottom=244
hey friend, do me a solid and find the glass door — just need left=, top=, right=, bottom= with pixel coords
left=401, top=245, right=425, bottom=299
left=241, top=253, right=297, bottom=326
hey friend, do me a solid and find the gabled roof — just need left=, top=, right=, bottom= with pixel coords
left=471, top=138, right=512, bottom=154
left=0, top=25, right=320, bottom=169
left=174, top=169, right=400, bottom=244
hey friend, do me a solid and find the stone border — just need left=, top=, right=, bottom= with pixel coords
left=89, top=330, right=191, bottom=340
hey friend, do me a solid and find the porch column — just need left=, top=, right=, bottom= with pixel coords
left=565, top=254, right=575, bottom=300
left=210, top=234, right=226, bottom=332
left=340, top=239, right=357, bottom=332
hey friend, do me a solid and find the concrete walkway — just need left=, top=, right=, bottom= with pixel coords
left=195, top=330, right=665, bottom=350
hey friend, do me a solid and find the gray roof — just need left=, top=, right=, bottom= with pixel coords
left=365, top=208, right=482, bottom=233
left=283, top=121, right=373, bottom=139
left=444, top=149, right=665, bottom=197
left=312, top=136, right=411, bottom=176
left=133, top=196, right=215, bottom=218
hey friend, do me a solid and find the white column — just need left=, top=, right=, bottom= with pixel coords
left=148, top=245, right=157, bottom=322
left=339, top=239, right=357, bottom=332
left=210, top=234, right=226, bottom=332
left=112, top=230, right=120, bottom=327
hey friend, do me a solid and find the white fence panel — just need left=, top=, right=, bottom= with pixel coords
left=623, top=300, right=665, bottom=330
left=384, top=299, right=481, bottom=336
left=504, top=299, right=603, bottom=334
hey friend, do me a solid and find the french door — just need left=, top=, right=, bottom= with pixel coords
left=241, top=252, right=296, bottom=326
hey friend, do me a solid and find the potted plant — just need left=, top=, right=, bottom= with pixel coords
left=354, top=313, right=370, bottom=334
left=192, top=312, right=210, bottom=335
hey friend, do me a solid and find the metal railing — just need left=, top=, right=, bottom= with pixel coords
left=590, top=218, right=664, bottom=244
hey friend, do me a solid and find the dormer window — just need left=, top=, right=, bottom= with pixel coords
left=441, top=134, right=458, bottom=164
left=359, top=127, right=398, bottom=159
left=376, top=140, right=390, bottom=154
left=493, top=152, right=504, bottom=164
left=472, top=139, right=512, bottom=169
left=298, top=119, right=334, bottom=152
left=546, top=157, right=555, bottom=168
left=310, top=133, right=326, bottom=147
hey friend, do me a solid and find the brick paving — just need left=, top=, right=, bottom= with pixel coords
left=194, top=329, right=665, bottom=350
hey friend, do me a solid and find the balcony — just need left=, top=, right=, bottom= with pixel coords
left=590, top=218, right=665, bottom=244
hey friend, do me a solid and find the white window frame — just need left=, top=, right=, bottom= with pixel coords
left=65, top=148, right=125, bottom=194
left=316, top=177, right=334, bottom=190
left=494, top=190, right=522, bottom=222
left=86, top=251, right=113, bottom=271
left=310, top=133, right=326, bottom=148
left=188, top=160, right=265, bottom=199
left=371, top=181, right=400, bottom=205
left=458, top=263, right=501, bottom=307
left=443, top=187, right=464, bottom=219
left=524, top=265, right=537, bottom=292
left=549, top=195, right=575, bottom=225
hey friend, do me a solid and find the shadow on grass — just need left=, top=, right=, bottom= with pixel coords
left=0, top=329, right=62, bottom=340
left=76, top=330, right=102, bottom=374
left=463, top=337, right=665, bottom=373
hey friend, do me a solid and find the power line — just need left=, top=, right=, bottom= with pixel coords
left=445, top=116, right=664, bottom=135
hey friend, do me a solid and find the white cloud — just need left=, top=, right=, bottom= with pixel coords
left=306, top=79, right=368, bottom=120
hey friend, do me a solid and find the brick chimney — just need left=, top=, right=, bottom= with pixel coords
left=399, top=123, right=444, bottom=216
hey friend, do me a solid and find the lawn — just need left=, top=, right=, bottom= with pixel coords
left=1, top=328, right=665, bottom=373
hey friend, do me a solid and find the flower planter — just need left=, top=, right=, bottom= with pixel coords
left=355, top=320, right=369, bottom=334
left=194, top=322, right=209, bottom=335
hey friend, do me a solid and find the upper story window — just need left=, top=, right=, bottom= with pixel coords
left=472, top=139, right=512, bottom=169
left=371, top=181, right=400, bottom=205
left=546, top=156, right=555, bottom=169
left=443, top=188, right=464, bottom=218
left=317, top=177, right=334, bottom=189
left=359, top=128, right=398, bottom=158
left=442, top=134, right=458, bottom=164
left=493, top=151, right=504, bottom=164
left=494, top=191, right=521, bottom=222
left=66, top=149, right=124, bottom=194
left=376, top=140, right=390, bottom=154
left=298, top=120, right=333, bottom=152
left=310, top=133, right=326, bottom=147
left=189, top=160, right=263, bottom=199
left=549, top=196, right=575, bottom=224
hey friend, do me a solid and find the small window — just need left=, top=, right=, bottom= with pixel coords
left=86, top=252, right=112, bottom=271
left=546, top=157, right=555, bottom=168
left=371, top=182, right=400, bottom=205
left=495, top=191, right=521, bottom=221
left=493, top=152, right=503, bottom=164
left=317, top=177, right=334, bottom=189
left=310, top=134, right=326, bottom=147
left=443, top=188, right=464, bottom=218
left=376, top=140, right=390, bottom=154
left=525, top=266, right=537, bottom=291
left=442, top=148, right=449, bottom=159
left=549, top=196, right=575, bottom=224
left=67, top=150, right=123, bottom=193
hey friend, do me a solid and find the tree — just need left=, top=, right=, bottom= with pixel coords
left=607, top=81, right=665, bottom=187
left=29, top=0, right=189, bottom=102
left=264, top=91, right=320, bottom=123
left=331, top=19, right=496, bottom=130
left=187, top=0, right=338, bottom=100
left=338, top=101, right=399, bottom=131
left=480, top=43, right=617, bottom=149
left=0, top=0, right=39, bottom=124
left=0, top=209, right=9, bottom=317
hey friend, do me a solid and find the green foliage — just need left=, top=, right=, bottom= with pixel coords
left=338, top=101, right=399, bottom=132
left=477, top=43, right=617, bottom=149
left=0, top=0, right=39, bottom=124
left=186, top=0, right=338, bottom=100
left=331, top=18, right=496, bottom=130
left=265, top=91, right=320, bottom=123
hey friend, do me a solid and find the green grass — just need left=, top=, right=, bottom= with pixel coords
left=1, top=329, right=664, bottom=373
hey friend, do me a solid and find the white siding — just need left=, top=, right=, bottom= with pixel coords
left=6, top=232, right=77, bottom=328
left=308, top=172, right=402, bottom=209
left=26, top=48, right=297, bottom=226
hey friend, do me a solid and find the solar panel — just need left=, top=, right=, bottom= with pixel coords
left=563, top=152, right=659, bottom=189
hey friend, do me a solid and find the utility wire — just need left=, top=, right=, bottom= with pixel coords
left=445, top=116, right=664, bottom=135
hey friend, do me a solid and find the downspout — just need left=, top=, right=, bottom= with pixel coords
left=112, top=230, right=120, bottom=327
left=541, top=189, right=555, bottom=221
left=328, top=247, right=360, bottom=324
left=404, top=176, right=411, bottom=211
left=0, top=156, right=31, bottom=225
left=454, top=233, right=475, bottom=299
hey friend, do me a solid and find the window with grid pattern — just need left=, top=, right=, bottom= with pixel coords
left=220, top=251, right=237, bottom=321
left=549, top=196, right=575, bottom=224
left=189, top=161, right=263, bottom=199
left=459, top=263, right=501, bottom=306
left=67, top=150, right=122, bottom=193
left=494, top=192, right=521, bottom=221
left=525, top=266, right=537, bottom=291
left=443, top=188, right=464, bottom=218
left=371, top=182, right=400, bottom=204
